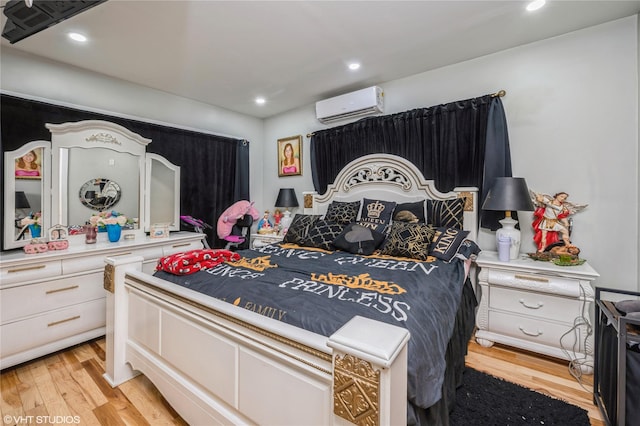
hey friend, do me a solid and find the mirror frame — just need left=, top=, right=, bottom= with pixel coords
left=145, top=153, right=181, bottom=232
left=47, top=120, right=150, bottom=238
left=3, top=141, right=51, bottom=249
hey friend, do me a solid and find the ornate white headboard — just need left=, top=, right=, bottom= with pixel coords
left=305, top=154, right=478, bottom=241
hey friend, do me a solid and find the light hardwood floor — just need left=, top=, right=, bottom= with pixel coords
left=1, top=338, right=604, bottom=425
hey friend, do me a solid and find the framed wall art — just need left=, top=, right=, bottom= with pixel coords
left=277, top=135, right=302, bottom=177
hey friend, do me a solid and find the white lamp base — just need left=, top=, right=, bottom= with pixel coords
left=280, top=210, right=293, bottom=230
left=496, top=216, right=521, bottom=260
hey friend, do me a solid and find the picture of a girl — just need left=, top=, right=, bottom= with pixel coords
left=278, top=137, right=302, bottom=176
left=15, top=149, right=42, bottom=179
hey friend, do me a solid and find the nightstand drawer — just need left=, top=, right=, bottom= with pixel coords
left=490, top=286, right=581, bottom=323
left=0, top=298, right=105, bottom=358
left=1, top=272, right=104, bottom=324
left=488, top=310, right=570, bottom=347
left=487, top=269, right=581, bottom=298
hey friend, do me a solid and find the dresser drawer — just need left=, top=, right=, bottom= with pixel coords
left=0, top=298, right=105, bottom=358
left=490, top=286, right=582, bottom=323
left=1, top=272, right=104, bottom=323
left=162, top=240, right=203, bottom=256
left=1, top=261, right=62, bottom=286
left=488, top=310, right=572, bottom=348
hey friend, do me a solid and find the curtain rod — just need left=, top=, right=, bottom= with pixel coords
left=306, top=89, right=506, bottom=138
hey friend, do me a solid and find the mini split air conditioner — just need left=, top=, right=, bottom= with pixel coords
left=316, top=86, right=384, bottom=124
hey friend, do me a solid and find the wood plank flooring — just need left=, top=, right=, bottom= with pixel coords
left=1, top=338, right=604, bottom=425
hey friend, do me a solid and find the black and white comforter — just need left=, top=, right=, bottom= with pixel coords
left=154, top=243, right=473, bottom=420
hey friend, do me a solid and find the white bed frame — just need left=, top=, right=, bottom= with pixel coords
left=104, top=154, right=478, bottom=425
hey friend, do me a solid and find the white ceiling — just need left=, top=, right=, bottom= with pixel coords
left=2, top=0, right=640, bottom=118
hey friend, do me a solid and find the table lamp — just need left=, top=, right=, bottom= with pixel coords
left=15, top=191, right=31, bottom=218
left=482, top=177, right=535, bottom=260
left=275, top=188, right=299, bottom=230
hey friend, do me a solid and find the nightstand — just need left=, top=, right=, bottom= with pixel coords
left=475, top=251, right=599, bottom=371
left=251, top=233, right=284, bottom=249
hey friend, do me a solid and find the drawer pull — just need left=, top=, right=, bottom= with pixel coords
left=7, top=265, right=46, bottom=273
left=172, top=243, right=192, bottom=248
left=515, top=274, right=549, bottom=283
left=48, top=315, right=80, bottom=327
left=112, top=252, right=133, bottom=257
left=46, top=285, right=79, bottom=295
left=519, top=299, right=544, bottom=309
left=518, top=326, right=543, bottom=337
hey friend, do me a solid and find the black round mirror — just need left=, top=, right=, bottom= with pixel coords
left=79, top=178, right=121, bottom=211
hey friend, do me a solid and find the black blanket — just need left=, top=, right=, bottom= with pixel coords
left=154, top=243, right=469, bottom=421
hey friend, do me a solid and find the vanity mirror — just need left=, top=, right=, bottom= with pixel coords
left=2, top=120, right=181, bottom=250
left=3, top=141, right=51, bottom=250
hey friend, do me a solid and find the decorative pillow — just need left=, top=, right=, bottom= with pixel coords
left=379, top=222, right=436, bottom=261
left=426, top=198, right=464, bottom=229
left=455, top=239, right=481, bottom=261
left=302, top=219, right=345, bottom=251
left=324, top=200, right=361, bottom=225
left=393, top=201, right=425, bottom=223
left=358, top=198, right=397, bottom=232
left=429, top=227, right=470, bottom=262
left=283, top=214, right=322, bottom=244
left=333, top=223, right=386, bottom=255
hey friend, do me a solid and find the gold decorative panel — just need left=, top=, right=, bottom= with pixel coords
left=103, top=263, right=115, bottom=293
left=458, top=191, right=474, bottom=212
left=333, top=354, right=380, bottom=426
left=304, top=193, right=314, bottom=209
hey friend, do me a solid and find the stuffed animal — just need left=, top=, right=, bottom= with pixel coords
left=217, top=200, right=260, bottom=239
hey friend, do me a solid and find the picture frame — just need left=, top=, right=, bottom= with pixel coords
left=277, top=135, right=302, bottom=177
left=48, top=224, right=68, bottom=241
left=15, top=147, right=43, bottom=180
left=150, top=223, right=170, bottom=239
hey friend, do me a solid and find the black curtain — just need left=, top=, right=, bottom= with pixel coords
left=310, top=94, right=512, bottom=230
left=1, top=94, right=250, bottom=249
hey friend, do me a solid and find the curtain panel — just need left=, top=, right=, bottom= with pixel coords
left=0, top=94, right=249, bottom=248
left=310, top=95, right=512, bottom=230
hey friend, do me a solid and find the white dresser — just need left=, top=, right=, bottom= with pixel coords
left=0, top=232, right=203, bottom=369
left=475, top=251, right=599, bottom=370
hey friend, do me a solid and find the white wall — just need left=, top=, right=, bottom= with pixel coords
left=265, top=16, right=640, bottom=292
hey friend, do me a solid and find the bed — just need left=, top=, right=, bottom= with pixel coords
left=104, top=154, right=480, bottom=426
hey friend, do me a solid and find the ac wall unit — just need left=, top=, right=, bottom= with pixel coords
left=316, top=86, right=384, bottom=124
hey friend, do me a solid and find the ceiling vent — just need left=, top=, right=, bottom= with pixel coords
left=316, top=86, right=384, bottom=124
left=2, top=0, right=107, bottom=44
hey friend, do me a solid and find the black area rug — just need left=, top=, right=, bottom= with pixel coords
left=450, top=368, right=590, bottom=426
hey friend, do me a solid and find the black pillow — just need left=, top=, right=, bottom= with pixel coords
left=324, top=201, right=361, bottom=225
left=358, top=198, right=396, bottom=232
left=393, top=201, right=425, bottom=223
left=429, top=227, right=470, bottom=262
left=379, top=222, right=435, bottom=261
left=426, top=198, right=464, bottom=229
left=333, top=223, right=386, bottom=255
left=283, top=214, right=322, bottom=244
left=302, top=219, right=345, bottom=251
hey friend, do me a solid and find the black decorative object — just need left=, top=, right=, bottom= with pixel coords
left=15, top=191, right=30, bottom=209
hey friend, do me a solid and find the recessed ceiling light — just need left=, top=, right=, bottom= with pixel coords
left=526, top=0, right=546, bottom=12
left=68, top=32, right=88, bottom=42
left=255, top=97, right=266, bottom=105
left=348, top=62, right=361, bottom=71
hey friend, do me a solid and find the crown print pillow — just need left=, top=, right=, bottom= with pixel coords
left=358, top=198, right=397, bottom=232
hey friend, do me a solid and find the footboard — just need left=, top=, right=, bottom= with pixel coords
left=103, top=255, right=410, bottom=425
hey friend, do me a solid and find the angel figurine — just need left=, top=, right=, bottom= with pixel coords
left=530, top=191, right=587, bottom=253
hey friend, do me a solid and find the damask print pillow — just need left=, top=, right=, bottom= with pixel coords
left=324, top=200, right=361, bottom=225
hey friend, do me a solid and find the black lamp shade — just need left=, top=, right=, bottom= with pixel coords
left=15, top=191, right=30, bottom=209
left=275, top=188, right=299, bottom=208
left=482, top=177, right=535, bottom=212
